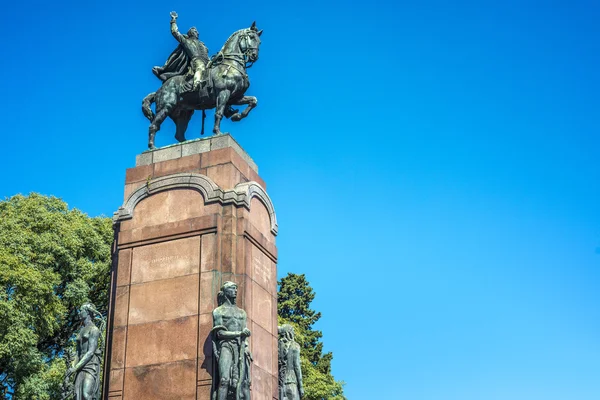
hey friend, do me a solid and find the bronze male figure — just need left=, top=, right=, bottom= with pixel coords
left=211, top=281, right=252, bottom=400
left=152, top=11, right=209, bottom=91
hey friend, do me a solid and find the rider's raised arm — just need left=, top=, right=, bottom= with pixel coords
left=170, top=12, right=184, bottom=43
left=170, top=20, right=184, bottom=42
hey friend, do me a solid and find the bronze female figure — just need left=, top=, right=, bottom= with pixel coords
left=64, top=303, right=105, bottom=400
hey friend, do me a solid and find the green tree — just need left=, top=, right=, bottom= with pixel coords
left=0, top=194, right=113, bottom=399
left=278, top=273, right=345, bottom=400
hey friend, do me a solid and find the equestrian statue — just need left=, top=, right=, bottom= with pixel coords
left=142, top=11, right=263, bottom=149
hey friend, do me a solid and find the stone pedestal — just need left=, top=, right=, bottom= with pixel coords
left=103, top=135, right=278, bottom=400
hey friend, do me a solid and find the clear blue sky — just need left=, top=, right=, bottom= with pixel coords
left=1, top=0, right=599, bottom=398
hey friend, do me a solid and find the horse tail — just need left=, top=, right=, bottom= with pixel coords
left=142, top=92, right=156, bottom=121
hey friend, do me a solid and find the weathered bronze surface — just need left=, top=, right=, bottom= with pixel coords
left=143, top=12, right=263, bottom=149
left=211, top=282, right=253, bottom=400
left=62, top=303, right=105, bottom=400
left=278, top=325, right=304, bottom=400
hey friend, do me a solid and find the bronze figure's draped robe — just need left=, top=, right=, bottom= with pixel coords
left=74, top=326, right=102, bottom=400
left=278, top=325, right=304, bottom=400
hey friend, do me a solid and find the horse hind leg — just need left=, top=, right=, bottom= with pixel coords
left=148, top=87, right=178, bottom=149
left=148, top=106, right=172, bottom=149
left=213, top=89, right=232, bottom=135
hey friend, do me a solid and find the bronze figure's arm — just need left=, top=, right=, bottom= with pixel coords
left=170, top=11, right=184, bottom=42
left=217, top=328, right=251, bottom=340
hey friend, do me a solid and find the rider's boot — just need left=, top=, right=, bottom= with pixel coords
left=193, top=70, right=207, bottom=91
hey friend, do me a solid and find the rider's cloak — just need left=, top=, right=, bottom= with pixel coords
left=153, top=45, right=190, bottom=82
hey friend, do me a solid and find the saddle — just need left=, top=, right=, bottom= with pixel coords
left=181, top=72, right=212, bottom=101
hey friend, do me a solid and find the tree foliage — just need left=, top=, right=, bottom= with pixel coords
left=278, top=273, right=345, bottom=400
left=0, top=194, right=113, bottom=399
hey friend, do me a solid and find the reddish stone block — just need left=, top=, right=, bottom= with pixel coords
left=196, top=381, right=212, bottom=400
left=252, top=281, right=273, bottom=334
left=272, top=374, right=279, bottom=400
left=251, top=244, right=274, bottom=294
left=128, top=274, right=199, bottom=325
left=123, top=359, right=196, bottom=400
left=222, top=204, right=235, bottom=218
left=125, top=164, right=153, bottom=185
left=271, top=333, right=278, bottom=385
left=114, top=286, right=129, bottom=327
left=272, top=299, right=278, bottom=353
left=199, top=271, right=218, bottom=315
left=244, top=237, right=252, bottom=281
left=116, top=249, right=132, bottom=287
left=251, top=365, right=273, bottom=400
left=236, top=234, right=247, bottom=276
left=222, top=209, right=236, bottom=234
left=153, top=153, right=201, bottom=178
left=220, top=233, right=235, bottom=274
left=244, top=275, right=253, bottom=323
left=111, top=327, right=127, bottom=370
left=251, top=323, right=273, bottom=375
left=120, top=215, right=218, bottom=246
left=201, top=233, right=218, bottom=272
left=197, top=313, right=213, bottom=360
left=125, top=316, right=198, bottom=367
left=131, top=236, right=200, bottom=284
left=206, top=164, right=242, bottom=190
left=189, top=215, right=219, bottom=233
left=248, top=197, right=273, bottom=242
left=108, top=368, right=124, bottom=393
left=200, top=147, right=233, bottom=169
left=244, top=222, right=278, bottom=260
left=227, top=148, right=251, bottom=181
left=121, top=189, right=206, bottom=231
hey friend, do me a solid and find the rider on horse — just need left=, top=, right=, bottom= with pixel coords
left=152, top=11, right=209, bottom=92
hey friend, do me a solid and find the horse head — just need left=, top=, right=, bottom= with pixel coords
left=222, top=23, right=263, bottom=65
left=243, top=22, right=263, bottom=63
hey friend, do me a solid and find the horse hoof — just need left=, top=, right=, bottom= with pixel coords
left=231, top=113, right=242, bottom=122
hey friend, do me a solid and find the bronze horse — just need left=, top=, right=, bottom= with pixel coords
left=142, top=23, right=262, bottom=149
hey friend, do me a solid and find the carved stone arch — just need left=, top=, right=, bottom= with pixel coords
left=113, top=173, right=278, bottom=235
left=112, top=173, right=224, bottom=222
left=233, top=181, right=278, bottom=235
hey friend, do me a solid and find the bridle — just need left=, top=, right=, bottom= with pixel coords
left=210, top=30, right=260, bottom=76
left=238, top=31, right=260, bottom=68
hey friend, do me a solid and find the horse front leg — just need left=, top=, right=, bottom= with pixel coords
left=229, top=96, right=258, bottom=122
left=213, top=89, right=231, bottom=135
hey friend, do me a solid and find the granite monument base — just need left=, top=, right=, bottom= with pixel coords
left=103, top=135, right=279, bottom=400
